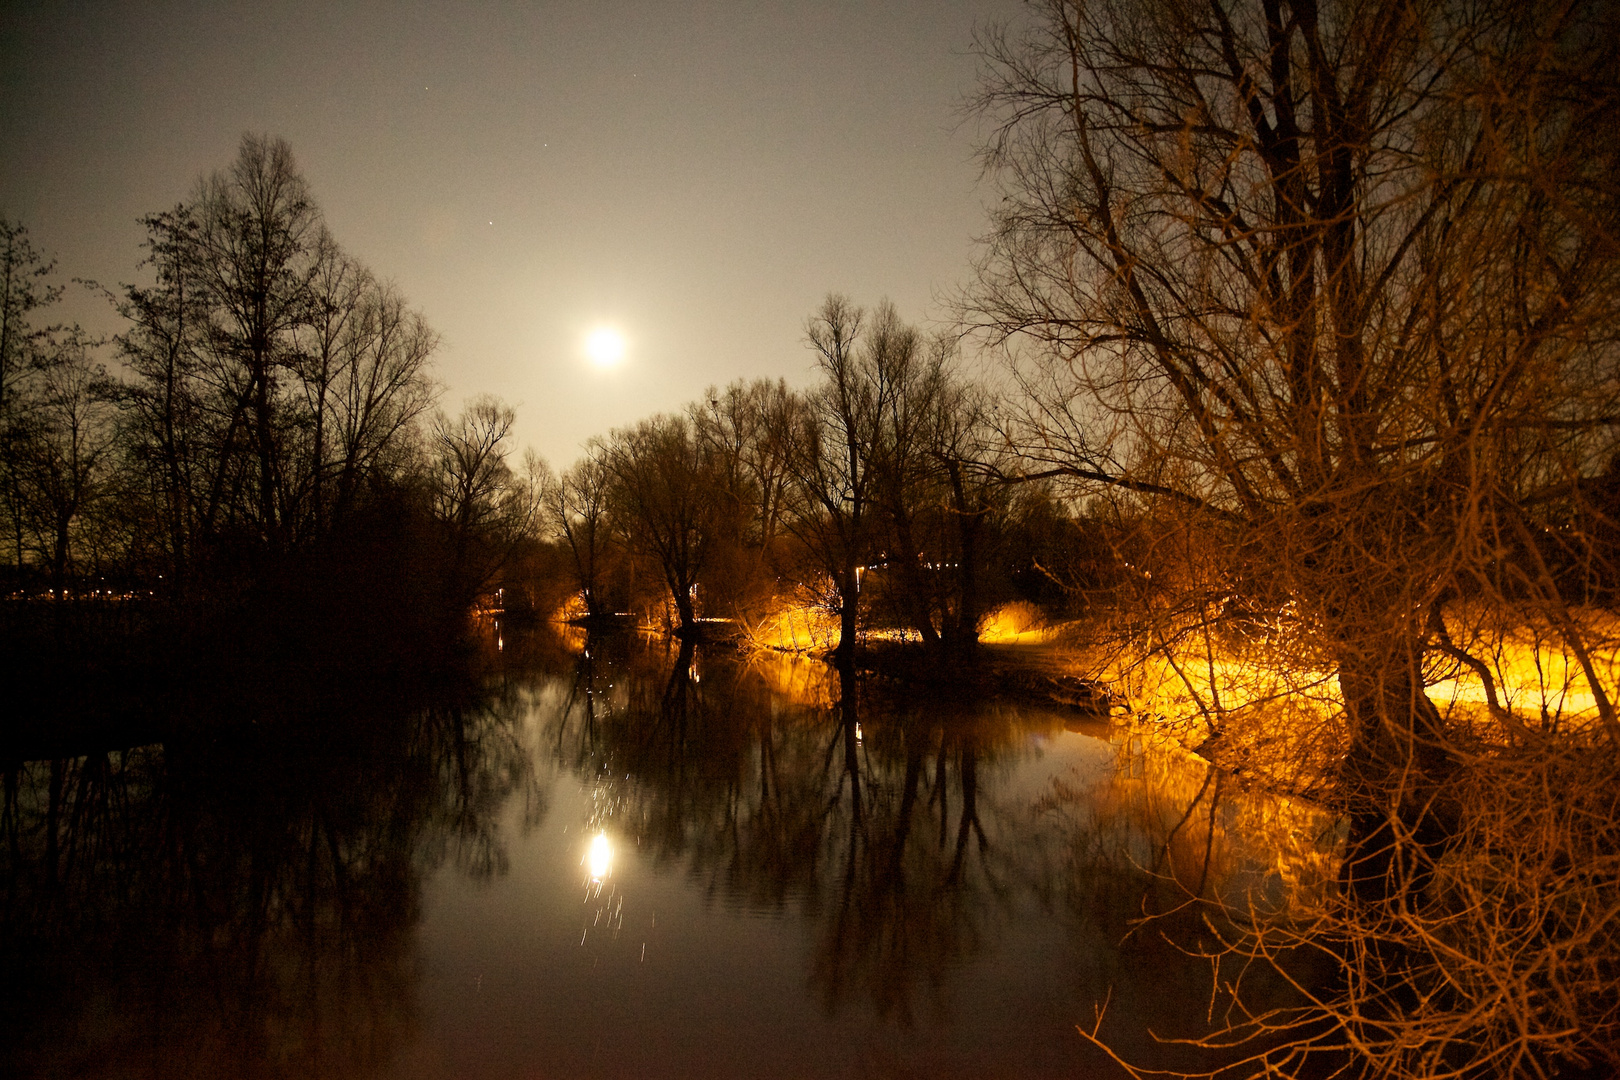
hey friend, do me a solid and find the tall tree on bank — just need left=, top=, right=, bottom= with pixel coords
left=786, top=296, right=885, bottom=662
left=428, top=396, right=545, bottom=608
left=969, top=0, right=1620, bottom=1073
left=786, top=298, right=1012, bottom=657
left=546, top=444, right=618, bottom=621
left=864, top=303, right=946, bottom=649
left=117, top=136, right=438, bottom=587
left=292, top=239, right=438, bottom=540
left=9, top=330, right=117, bottom=596
left=604, top=414, right=729, bottom=635
left=687, top=377, right=797, bottom=617
left=971, top=0, right=1620, bottom=845
left=117, top=207, right=206, bottom=590
left=191, top=134, right=320, bottom=551
left=0, top=222, right=63, bottom=582
left=926, top=377, right=1010, bottom=653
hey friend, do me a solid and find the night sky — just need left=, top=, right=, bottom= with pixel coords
left=1, top=0, right=1019, bottom=469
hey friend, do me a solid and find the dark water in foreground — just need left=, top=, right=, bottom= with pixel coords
left=3, top=625, right=1331, bottom=1078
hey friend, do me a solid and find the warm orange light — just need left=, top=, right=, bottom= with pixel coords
left=745, top=600, right=839, bottom=654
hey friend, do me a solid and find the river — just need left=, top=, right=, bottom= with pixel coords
left=2, top=623, right=1334, bottom=1078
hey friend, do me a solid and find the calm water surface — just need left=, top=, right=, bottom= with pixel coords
left=3, top=626, right=1328, bottom=1078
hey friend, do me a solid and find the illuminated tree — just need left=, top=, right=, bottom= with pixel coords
left=546, top=444, right=618, bottom=620
left=972, top=0, right=1620, bottom=837
left=603, top=413, right=729, bottom=635
left=784, top=295, right=890, bottom=661
left=786, top=297, right=1017, bottom=656
left=688, top=377, right=798, bottom=620
left=924, top=377, right=1014, bottom=652
left=865, top=328, right=1017, bottom=654
left=968, top=0, right=1620, bottom=1073
left=863, top=302, right=947, bottom=648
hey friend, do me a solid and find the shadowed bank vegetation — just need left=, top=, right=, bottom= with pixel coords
left=1, top=137, right=546, bottom=654
left=0, top=631, right=546, bottom=1080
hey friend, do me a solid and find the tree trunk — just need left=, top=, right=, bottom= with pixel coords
left=1336, top=643, right=1457, bottom=906
left=944, top=458, right=980, bottom=656
left=51, top=511, right=70, bottom=597
left=672, top=579, right=696, bottom=636
left=311, top=375, right=326, bottom=538
left=252, top=360, right=278, bottom=549
left=836, top=561, right=859, bottom=661
left=889, top=508, right=941, bottom=649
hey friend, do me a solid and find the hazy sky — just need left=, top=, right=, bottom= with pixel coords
left=1, top=0, right=1022, bottom=468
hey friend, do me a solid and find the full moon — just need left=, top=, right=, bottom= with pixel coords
left=584, top=326, right=627, bottom=368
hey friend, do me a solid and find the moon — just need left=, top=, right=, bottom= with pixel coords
left=584, top=326, right=627, bottom=368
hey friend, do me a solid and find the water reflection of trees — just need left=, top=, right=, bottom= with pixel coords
left=0, top=663, right=537, bottom=1080
left=542, top=635, right=1336, bottom=1056
left=544, top=636, right=1066, bottom=1025
left=1027, top=728, right=1342, bottom=1055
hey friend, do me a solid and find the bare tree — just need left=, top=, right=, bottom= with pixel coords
left=603, top=414, right=726, bottom=635
left=785, top=295, right=885, bottom=662
left=191, top=134, right=320, bottom=548
left=116, top=142, right=438, bottom=580
left=688, top=377, right=799, bottom=621
left=116, top=206, right=209, bottom=589
left=10, top=329, right=118, bottom=595
left=4, top=143, right=442, bottom=602
left=321, top=272, right=438, bottom=527
left=289, top=228, right=366, bottom=540
left=865, top=303, right=947, bottom=649
left=0, top=221, right=63, bottom=582
left=429, top=396, right=544, bottom=603
left=546, top=443, right=618, bottom=621
left=926, top=373, right=1013, bottom=652
left=972, top=0, right=1620, bottom=837
left=0, top=222, right=61, bottom=426
left=969, top=0, right=1620, bottom=1074
left=689, top=378, right=799, bottom=551
left=787, top=298, right=1004, bottom=656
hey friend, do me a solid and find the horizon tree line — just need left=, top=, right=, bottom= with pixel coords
left=543, top=295, right=1092, bottom=657
left=3, top=137, right=1093, bottom=649
left=0, top=136, right=542, bottom=614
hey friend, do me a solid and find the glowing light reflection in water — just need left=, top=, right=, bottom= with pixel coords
left=587, top=832, right=612, bottom=881
left=343, top=631, right=1335, bottom=1075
